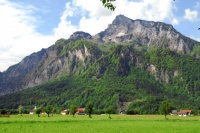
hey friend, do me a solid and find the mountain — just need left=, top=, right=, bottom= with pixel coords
left=0, top=15, right=200, bottom=113
left=93, top=15, right=198, bottom=54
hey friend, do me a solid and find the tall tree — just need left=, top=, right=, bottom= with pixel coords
left=69, top=105, right=78, bottom=117
left=85, top=102, right=94, bottom=118
left=105, top=106, right=114, bottom=119
left=35, top=108, right=42, bottom=117
left=18, top=105, right=23, bottom=116
left=45, top=105, right=53, bottom=117
left=159, top=101, right=173, bottom=119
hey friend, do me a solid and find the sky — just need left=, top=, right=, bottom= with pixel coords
left=0, top=0, right=200, bottom=72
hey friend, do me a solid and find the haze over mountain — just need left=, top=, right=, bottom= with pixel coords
left=0, top=15, right=200, bottom=113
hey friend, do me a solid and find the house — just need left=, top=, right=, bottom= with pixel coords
left=29, top=109, right=35, bottom=115
left=40, top=111, right=47, bottom=115
left=76, top=108, right=85, bottom=115
left=60, top=110, right=68, bottom=115
left=178, top=110, right=192, bottom=116
left=170, top=110, right=178, bottom=115
left=29, top=106, right=37, bottom=114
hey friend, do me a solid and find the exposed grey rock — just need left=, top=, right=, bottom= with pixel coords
left=93, top=15, right=198, bottom=54
left=0, top=48, right=46, bottom=95
left=70, top=31, right=92, bottom=40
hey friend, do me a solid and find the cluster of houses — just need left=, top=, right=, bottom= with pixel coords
left=60, top=108, right=85, bottom=115
left=29, top=106, right=85, bottom=115
left=29, top=106, right=192, bottom=116
left=29, top=106, right=47, bottom=115
left=171, top=110, right=192, bottom=116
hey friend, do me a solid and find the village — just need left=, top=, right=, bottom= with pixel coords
left=27, top=105, right=193, bottom=117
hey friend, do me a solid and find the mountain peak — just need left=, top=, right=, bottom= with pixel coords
left=112, top=14, right=134, bottom=25
left=69, top=31, right=92, bottom=40
left=93, top=15, right=198, bottom=54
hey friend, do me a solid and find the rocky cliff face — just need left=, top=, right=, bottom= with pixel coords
left=0, top=49, right=46, bottom=95
left=0, top=15, right=199, bottom=96
left=93, top=15, right=198, bottom=54
left=0, top=34, right=102, bottom=95
left=22, top=39, right=102, bottom=89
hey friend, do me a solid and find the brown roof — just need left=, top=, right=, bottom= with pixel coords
left=29, top=109, right=34, bottom=112
left=61, top=110, right=68, bottom=113
left=178, top=110, right=192, bottom=114
left=180, top=110, right=192, bottom=113
left=77, top=108, right=85, bottom=113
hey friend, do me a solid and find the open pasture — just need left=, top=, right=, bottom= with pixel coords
left=0, top=114, right=200, bottom=133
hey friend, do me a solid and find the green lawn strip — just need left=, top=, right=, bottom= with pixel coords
left=0, top=115, right=200, bottom=133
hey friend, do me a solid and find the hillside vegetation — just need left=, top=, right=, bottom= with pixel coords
left=1, top=39, right=200, bottom=114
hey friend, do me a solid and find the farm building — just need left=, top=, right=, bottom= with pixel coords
left=40, top=111, right=47, bottom=115
left=76, top=108, right=85, bottom=115
left=29, top=106, right=37, bottom=114
left=170, top=110, right=178, bottom=115
left=60, top=110, right=68, bottom=115
left=178, top=110, right=192, bottom=116
left=29, top=109, right=35, bottom=114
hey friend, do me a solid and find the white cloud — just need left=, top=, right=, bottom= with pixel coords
left=115, top=0, right=175, bottom=21
left=53, top=2, right=78, bottom=38
left=72, top=0, right=114, bottom=18
left=190, top=35, right=200, bottom=42
left=172, top=18, right=179, bottom=25
left=54, top=0, right=178, bottom=36
left=184, top=9, right=198, bottom=21
left=0, top=0, right=56, bottom=71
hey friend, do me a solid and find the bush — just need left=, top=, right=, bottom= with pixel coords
left=126, top=110, right=138, bottom=115
left=1, top=109, right=7, bottom=114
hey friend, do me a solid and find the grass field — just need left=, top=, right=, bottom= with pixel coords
left=0, top=114, right=200, bottom=133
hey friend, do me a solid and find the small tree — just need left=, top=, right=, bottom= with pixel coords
left=85, top=102, right=94, bottom=118
left=159, top=101, right=173, bottom=119
left=105, top=106, right=114, bottom=119
left=18, top=105, right=23, bottom=116
left=69, top=105, right=78, bottom=117
left=45, top=105, right=53, bottom=117
left=35, top=108, right=42, bottom=117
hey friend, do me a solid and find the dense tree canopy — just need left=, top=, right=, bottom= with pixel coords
left=35, top=108, right=42, bottom=117
left=18, top=105, right=23, bottom=116
left=85, top=102, right=94, bottom=118
left=69, top=105, right=78, bottom=117
left=159, top=101, right=173, bottom=119
left=45, top=105, right=53, bottom=117
left=105, top=106, right=114, bottom=118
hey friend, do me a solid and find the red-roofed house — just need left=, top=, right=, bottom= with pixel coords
left=76, top=108, right=85, bottom=115
left=178, top=110, right=192, bottom=116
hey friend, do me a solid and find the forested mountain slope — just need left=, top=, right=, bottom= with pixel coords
left=1, top=44, right=200, bottom=113
left=0, top=15, right=200, bottom=113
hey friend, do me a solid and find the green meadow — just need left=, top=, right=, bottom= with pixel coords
left=0, top=114, right=200, bottom=133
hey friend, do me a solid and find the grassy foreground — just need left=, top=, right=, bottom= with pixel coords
left=0, top=114, right=200, bottom=133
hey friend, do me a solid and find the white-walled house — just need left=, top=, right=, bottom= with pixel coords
left=29, top=106, right=37, bottom=114
left=178, top=110, right=192, bottom=116
left=60, top=110, right=68, bottom=115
